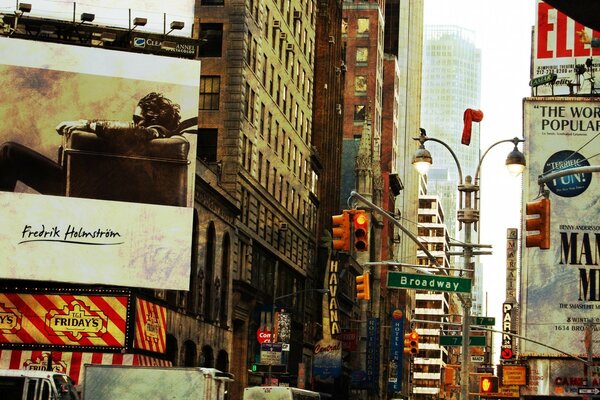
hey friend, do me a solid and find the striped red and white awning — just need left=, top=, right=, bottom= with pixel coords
left=0, top=349, right=172, bottom=384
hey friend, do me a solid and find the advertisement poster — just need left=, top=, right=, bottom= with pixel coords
left=520, top=358, right=599, bottom=397
left=0, top=37, right=200, bottom=290
left=313, top=338, right=342, bottom=383
left=521, top=98, right=600, bottom=356
left=533, top=1, right=600, bottom=96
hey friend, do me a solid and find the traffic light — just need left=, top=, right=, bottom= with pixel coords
left=479, top=376, right=499, bottom=395
left=331, top=211, right=350, bottom=251
left=403, top=330, right=419, bottom=356
left=355, top=272, right=370, bottom=301
left=353, top=210, right=369, bottom=252
left=525, top=197, right=550, bottom=249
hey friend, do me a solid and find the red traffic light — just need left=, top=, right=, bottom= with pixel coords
left=331, top=211, right=350, bottom=252
left=353, top=210, right=369, bottom=252
left=403, top=330, right=419, bottom=355
left=525, top=197, right=550, bottom=249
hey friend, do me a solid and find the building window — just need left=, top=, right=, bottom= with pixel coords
left=354, top=104, right=366, bottom=121
left=357, top=18, right=369, bottom=34
left=197, top=128, right=218, bottom=162
left=199, top=23, right=223, bottom=57
left=199, top=76, right=220, bottom=110
left=355, top=76, right=367, bottom=92
left=356, top=47, right=368, bottom=63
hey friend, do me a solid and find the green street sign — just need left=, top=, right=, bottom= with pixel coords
left=387, top=272, right=472, bottom=293
left=529, top=73, right=557, bottom=87
left=439, top=335, right=486, bottom=346
left=471, top=316, right=495, bottom=326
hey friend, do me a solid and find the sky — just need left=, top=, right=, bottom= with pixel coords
left=424, top=0, right=537, bottom=359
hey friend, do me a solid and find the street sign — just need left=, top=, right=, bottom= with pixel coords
left=387, top=272, right=471, bottom=293
left=529, top=73, right=557, bottom=87
left=252, top=363, right=287, bottom=374
left=578, top=388, right=600, bottom=395
left=471, top=316, right=495, bottom=326
left=471, top=355, right=485, bottom=363
left=440, top=335, right=486, bottom=346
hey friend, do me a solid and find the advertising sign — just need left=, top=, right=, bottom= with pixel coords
left=366, top=317, right=380, bottom=388
left=0, top=292, right=129, bottom=349
left=0, top=37, right=200, bottom=290
left=534, top=1, right=600, bottom=96
left=521, top=97, right=600, bottom=356
left=133, top=298, right=166, bottom=354
left=313, top=338, right=342, bottom=383
left=387, top=310, right=403, bottom=393
left=521, top=358, right=600, bottom=397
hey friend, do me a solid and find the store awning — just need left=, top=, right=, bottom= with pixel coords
left=0, top=349, right=172, bottom=384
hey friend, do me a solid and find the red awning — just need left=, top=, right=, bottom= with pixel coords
left=0, top=349, right=172, bottom=384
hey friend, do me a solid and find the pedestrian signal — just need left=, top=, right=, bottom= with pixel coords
left=480, top=376, right=499, bottom=395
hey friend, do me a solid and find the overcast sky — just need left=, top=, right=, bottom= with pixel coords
left=424, top=0, right=536, bottom=359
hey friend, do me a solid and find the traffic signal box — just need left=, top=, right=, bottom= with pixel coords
left=352, top=210, right=369, bottom=252
left=479, top=376, right=499, bottom=395
left=525, top=197, right=550, bottom=249
left=331, top=211, right=350, bottom=252
left=403, top=330, right=419, bottom=356
left=355, top=272, right=370, bottom=301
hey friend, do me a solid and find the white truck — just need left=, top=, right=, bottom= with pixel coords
left=0, top=369, right=80, bottom=400
left=81, top=364, right=233, bottom=400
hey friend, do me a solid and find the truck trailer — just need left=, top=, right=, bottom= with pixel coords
left=82, top=364, right=233, bottom=400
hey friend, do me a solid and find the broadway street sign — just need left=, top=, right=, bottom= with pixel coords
left=387, top=271, right=472, bottom=293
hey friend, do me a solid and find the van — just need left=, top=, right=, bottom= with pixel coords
left=243, top=386, right=320, bottom=400
left=0, top=369, right=80, bottom=400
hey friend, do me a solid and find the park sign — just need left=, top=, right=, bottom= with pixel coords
left=387, top=272, right=471, bottom=293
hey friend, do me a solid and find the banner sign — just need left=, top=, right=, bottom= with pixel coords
left=366, top=317, right=380, bottom=388
left=522, top=98, right=600, bottom=356
left=0, top=292, right=128, bottom=349
left=133, top=298, right=166, bottom=354
left=387, top=310, right=403, bottom=393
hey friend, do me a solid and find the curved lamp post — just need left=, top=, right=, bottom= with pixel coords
left=412, top=130, right=525, bottom=400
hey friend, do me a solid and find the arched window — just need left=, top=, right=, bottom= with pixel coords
left=183, top=340, right=197, bottom=367
left=203, top=223, right=216, bottom=320
left=201, top=345, right=214, bottom=368
left=216, top=350, right=229, bottom=373
left=219, top=233, right=230, bottom=327
left=166, top=334, right=178, bottom=366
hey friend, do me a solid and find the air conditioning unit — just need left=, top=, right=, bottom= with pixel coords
left=286, top=43, right=294, bottom=52
left=293, top=11, right=302, bottom=20
left=272, top=20, right=281, bottom=29
left=279, top=222, right=289, bottom=231
left=279, top=32, right=287, bottom=40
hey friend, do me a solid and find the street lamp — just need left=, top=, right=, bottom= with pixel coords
left=412, top=130, right=525, bottom=400
left=267, top=288, right=330, bottom=385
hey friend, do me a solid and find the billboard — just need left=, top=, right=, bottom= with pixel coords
left=0, top=37, right=199, bottom=290
left=533, top=1, right=600, bottom=96
left=521, top=97, right=600, bottom=356
left=0, top=0, right=195, bottom=36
